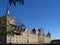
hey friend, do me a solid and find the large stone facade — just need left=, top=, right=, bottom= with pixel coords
left=0, top=9, right=51, bottom=44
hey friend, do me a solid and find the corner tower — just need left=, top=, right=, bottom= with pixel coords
left=0, top=8, right=16, bottom=43
left=5, top=8, right=15, bottom=31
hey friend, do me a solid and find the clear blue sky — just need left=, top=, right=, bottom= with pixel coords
left=0, top=0, right=60, bottom=39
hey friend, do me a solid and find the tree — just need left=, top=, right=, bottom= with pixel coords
left=9, top=0, right=24, bottom=6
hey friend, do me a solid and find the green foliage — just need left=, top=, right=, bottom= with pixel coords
left=7, top=31, right=14, bottom=35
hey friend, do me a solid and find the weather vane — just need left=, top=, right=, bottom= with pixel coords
left=9, top=0, right=24, bottom=6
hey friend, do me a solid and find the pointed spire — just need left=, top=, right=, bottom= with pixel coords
left=6, top=8, right=10, bottom=14
left=5, top=5, right=11, bottom=18
left=6, top=5, right=10, bottom=14
left=46, top=30, right=51, bottom=37
left=32, top=28, right=36, bottom=33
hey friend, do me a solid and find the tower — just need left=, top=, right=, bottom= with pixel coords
left=0, top=7, right=15, bottom=44
left=38, top=28, right=45, bottom=36
left=46, top=31, right=51, bottom=37
left=45, top=31, right=51, bottom=43
left=32, top=28, right=38, bottom=35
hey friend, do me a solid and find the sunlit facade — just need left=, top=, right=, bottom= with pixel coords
left=0, top=9, right=51, bottom=44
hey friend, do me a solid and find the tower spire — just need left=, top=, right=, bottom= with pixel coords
left=6, top=4, right=10, bottom=14
left=46, top=30, right=51, bottom=37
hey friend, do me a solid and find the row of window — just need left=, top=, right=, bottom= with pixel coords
left=8, top=39, right=27, bottom=43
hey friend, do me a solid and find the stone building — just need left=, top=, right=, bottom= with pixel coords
left=0, top=9, right=51, bottom=44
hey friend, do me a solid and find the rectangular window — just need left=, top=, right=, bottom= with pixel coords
left=19, top=40, right=20, bottom=41
left=16, top=40, right=17, bottom=41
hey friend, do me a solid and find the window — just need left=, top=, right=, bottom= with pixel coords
left=22, top=37, right=23, bottom=39
left=16, top=40, right=17, bottom=41
left=19, top=40, right=20, bottom=41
